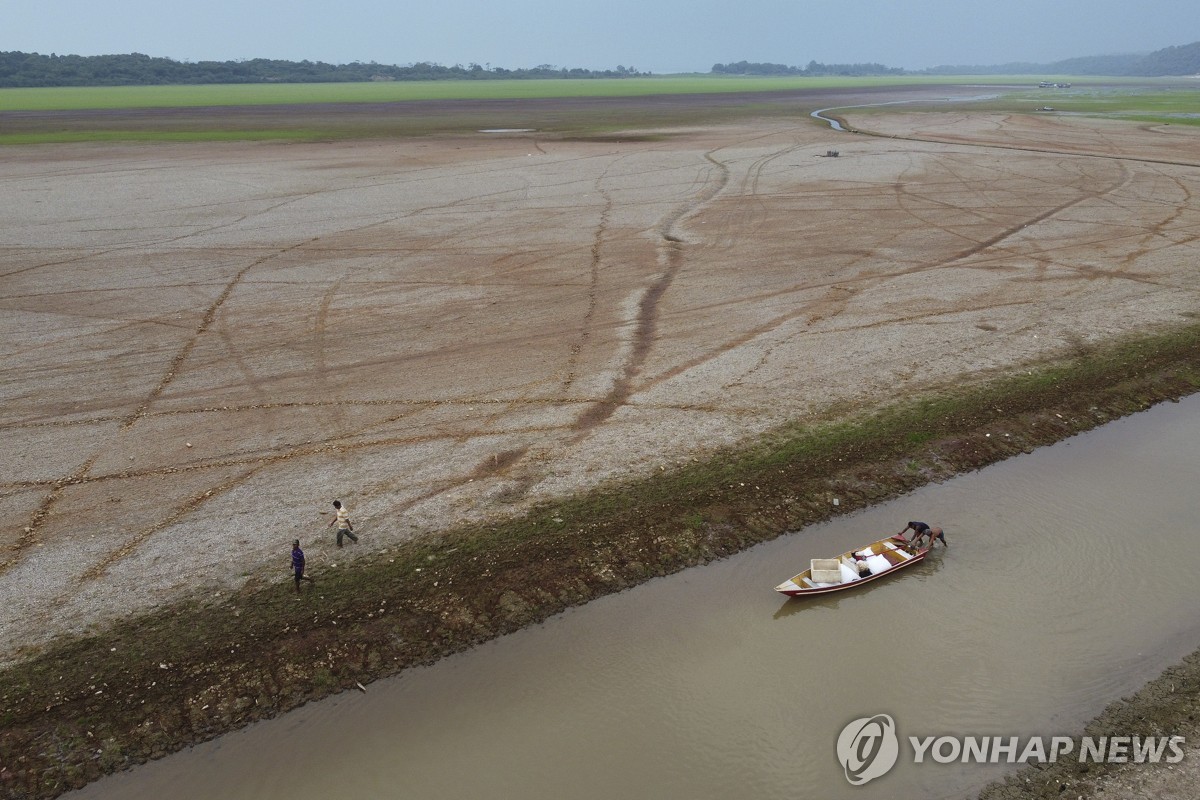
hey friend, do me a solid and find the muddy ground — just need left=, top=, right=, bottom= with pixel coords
left=2, top=87, right=1200, bottom=797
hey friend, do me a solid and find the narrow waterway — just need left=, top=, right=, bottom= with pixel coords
left=70, top=395, right=1200, bottom=799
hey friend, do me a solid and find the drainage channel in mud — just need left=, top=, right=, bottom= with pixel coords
left=68, top=394, right=1200, bottom=800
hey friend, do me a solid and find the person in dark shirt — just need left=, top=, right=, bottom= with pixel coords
left=897, top=521, right=948, bottom=548
left=292, top=539, right=314, bottom=592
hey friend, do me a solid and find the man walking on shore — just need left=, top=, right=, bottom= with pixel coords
left=292, top=539, right=314, bottom=592
left=329, top=499, right=358, bottom=547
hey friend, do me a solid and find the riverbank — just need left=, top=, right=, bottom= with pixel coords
left=2, top=322, right=1199, bottom=799
left=977, top=650, right=1200, bottom=799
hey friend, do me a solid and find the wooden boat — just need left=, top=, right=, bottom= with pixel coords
left=774, top=536, right=927, bottom=596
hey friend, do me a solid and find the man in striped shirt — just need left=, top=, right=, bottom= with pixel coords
left=329, top=499, right=359, bottom=547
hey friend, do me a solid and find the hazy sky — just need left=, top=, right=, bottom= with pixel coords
left=6, top=0, right=1199, bottom=73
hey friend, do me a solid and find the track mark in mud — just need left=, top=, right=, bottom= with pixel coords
left=1117, top=172, right=1200, bottom=272
left=365, top=446, right=536, bottom=523
left=572, top=243, right=687, bottom=433
left=0, top=238, right=317, bottom=578
left=124, top=237, right=319, bottom=430
left=572, top=148, right=731, bottom=434
left=657, top=151, right=730, bottom=241
left=850, top=120, right=1200, bottom=170
left=632, top=153, right=1160, bottom=395
left=77, top=465, right=264, bottom=583
left=562, top=190, right=612, bottom=392
left=468, top=446, right=530, bottom=479
left=0, top=396, right=735, bottom=436
left=0, top=193, right=315, bottom=282
left=2, top=453, right=104, bottom=573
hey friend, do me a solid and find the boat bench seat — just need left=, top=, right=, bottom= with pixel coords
left=883, top=541, right=913, bottom=560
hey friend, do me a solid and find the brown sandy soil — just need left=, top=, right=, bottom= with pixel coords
left=2, top=98, right=1200, bottom=675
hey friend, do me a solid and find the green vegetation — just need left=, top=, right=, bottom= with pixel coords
left=4, top=40, right=1197, bottom=95
left=0, top=51, right=647, bottom=89
left=711, top=60, right=904, bottom=76
left=847, top=85, right=1200, bottom=128
left=0, top=74, right=1069, bottom=112
left=1024, top=88, right=1200, bottom=126
left=998, top=86, right=1200, bottom=127
left=0, top=129, right=325, bottom=145
left=713, top=41, right=1200, bottom=78
left=3, top=77, right=1195, bottom=146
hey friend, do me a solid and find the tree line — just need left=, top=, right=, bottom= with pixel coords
left=711, top=60, right=904, bottom=76
left=713, top=41, right=1200, bottom=78
left=3, top=41, right=1197, bottom=88
left=0, top=51, right=647, bottom=88
left=920, top=41, right=1200, bottom=77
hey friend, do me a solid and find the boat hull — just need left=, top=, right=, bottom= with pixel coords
left=774, top=536, right=928, bottom=597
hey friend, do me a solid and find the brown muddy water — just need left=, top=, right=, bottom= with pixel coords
left=67, top=396, right=1200, bottom=800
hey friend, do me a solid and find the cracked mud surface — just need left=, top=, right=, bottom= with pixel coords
left=2, top=98, right=1200, bottom=665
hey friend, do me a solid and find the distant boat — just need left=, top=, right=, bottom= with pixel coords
left=774, top=536, right=928, bottom=596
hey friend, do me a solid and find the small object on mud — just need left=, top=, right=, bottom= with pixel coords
left=356, top=682, right=367, bottom=693
left=833, top=498, right=840, bottom=506
left=186, top=443, right=193, bottom=448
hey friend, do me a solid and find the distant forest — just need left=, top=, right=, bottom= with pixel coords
left=920, top=40, right=1200, bottom=77
left=711, top=60, right=904, bottom=77
left=716, top=41, right=1200, bottom=78
left=0, top=52, right=646, bottom=88
left=1, top=41, right=1197, bottom=88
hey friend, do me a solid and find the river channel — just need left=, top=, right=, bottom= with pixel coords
left=68, top=395, right=1200, bottom=799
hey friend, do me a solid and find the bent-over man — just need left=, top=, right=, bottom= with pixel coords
left=897, top=521, right=948, bottom=548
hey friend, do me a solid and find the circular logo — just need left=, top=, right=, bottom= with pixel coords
left=837, top=714, right=899, bottom=785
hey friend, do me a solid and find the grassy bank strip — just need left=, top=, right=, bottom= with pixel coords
left=0, top=101, right=799, bottom=146
left=3, top=322, right=1200, bottom=798
left=977, top=87, right=1200, bottom=128
left=4, top=79, right=1189, bottom=146
left=0, top=129, right=329, bottom=145
left=0, top=75, right=1110, bottom=112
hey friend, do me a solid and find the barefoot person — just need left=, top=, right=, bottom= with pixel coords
left=292, top=539, right=314, bottom=592
left=897, top=521, right=948, bottom=548
left=329, top=499, right=358, bottom=547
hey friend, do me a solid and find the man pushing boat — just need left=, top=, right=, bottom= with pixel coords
left=897, top=521, right=948, bottom=549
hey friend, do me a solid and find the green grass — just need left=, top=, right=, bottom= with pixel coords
left=3, top=76, right=1193, bottom=145
left=1, top=75, right=1178, bottom=112
left=0, top=129, right=328, bottom=145
left=893, top=86, right=1200, bottom=127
